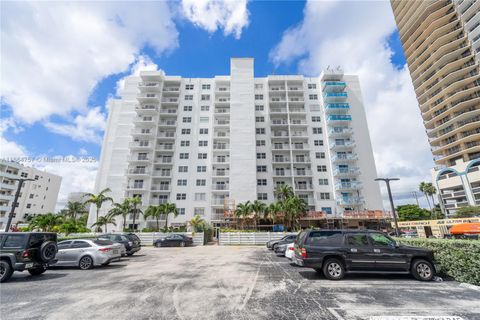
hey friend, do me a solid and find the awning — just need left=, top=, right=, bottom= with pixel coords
left=449, top=223, right=480, bottom=235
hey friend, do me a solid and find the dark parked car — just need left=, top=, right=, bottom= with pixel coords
left=266, top=234, right=297, bottom=250
left=273, top=235, right=298, bottom=256
left=98, top=233, right=141, bottom=256
left=293, top=229, right=439, bottom=281
left=0, top=232, right=58, bottom=282
left=154, top=234, right=193, bottom=247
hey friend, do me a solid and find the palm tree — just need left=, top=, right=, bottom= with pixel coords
left=419, top=182, right=432, bottom=210
left=92, top=214, right=117, bottom=233
left=250, top=200, right=267, bottom=230
left=84, top=188, right=113, bottom=231
left=162, top=202, right=178, bottom=229
left=283, top=197, right=308, bottom=230
left=266, top=202, right=282, bottom=224
left=144, top=205, right=163, bottom=231
left=274, top=184, right=294, bottom=201
left=108, top=199, right=132, bottom=231
left=129, top=196, right=142, bottom=231
left=29, top=213, right=63, bottom=232
left=425, top=183, right=437, bottom=207
left=65, top=201, right=87, bottom=221
left=234, top=201, right=252, bottom=230
left=188, top=215, right=205, bottom=232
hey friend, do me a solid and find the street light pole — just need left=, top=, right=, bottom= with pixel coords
left=4, top=178, right=35, bottom=232
left=375, top=178, right=400, bottom=237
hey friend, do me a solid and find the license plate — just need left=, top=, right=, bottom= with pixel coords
left=25, top=263, right=34, bottom=269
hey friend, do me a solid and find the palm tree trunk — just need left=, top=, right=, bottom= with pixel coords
left=424, top=193, right=432, bottom=210
left=156, top=217, right=159, bottom=231
left=165, top=213, right=169, bottom=229
left=105, top=223, right=108, bottom=233
left=95, top=207, right=100, bottom=230
left=132, top=206, right=137, bottom=231
left=123, top=216, right=126, bottom=231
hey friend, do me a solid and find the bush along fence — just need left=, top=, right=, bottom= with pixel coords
left=397, top=238, right=480, bottom=286
left=219, top=232, right=297, bottom=245
left=60, top=232, right=205, bottom=246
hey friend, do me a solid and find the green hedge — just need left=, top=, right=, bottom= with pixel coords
left=396, top=238, right=480, bottom=285
left=58, top=234, right=98, bottom=242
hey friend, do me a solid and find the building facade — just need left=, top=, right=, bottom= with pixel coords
left=391, top=0, right=480, bottom=214
left=89, top=58, right=383, bottom=229
left=0, top=160, right=62, bottom=230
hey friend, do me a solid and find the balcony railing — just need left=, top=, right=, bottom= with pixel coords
left=212, top=185, right=229, bottom=190
left=335, top=182, right=363, bottom=190
left=337, top=198, right=364, bottom=206
left=328, top=127, right=353, bottom=136
left=323, top=81, right=346, bottom=92
left=333, top=167, right=360, bottom=176
left=151, top=185, right=170, bottom=191
left=330, top=141, right=356, bottom=149
left=331, top=154, right=358, bottom=162
left=324, top=103, right=350, bottom=113
left=327, top=115, right=352, bottom=123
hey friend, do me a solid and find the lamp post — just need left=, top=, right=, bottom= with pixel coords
left=375, top=178, right=400, bottom=237
left=4, top=178, right=35, bottom=232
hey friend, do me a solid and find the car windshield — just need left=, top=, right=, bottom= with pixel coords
left=127, top=234, right=140, bottom=241
left=93, top=239, right=114, bottom=246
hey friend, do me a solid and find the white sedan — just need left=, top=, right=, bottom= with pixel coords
left=285, top=242, right=295, bottom=260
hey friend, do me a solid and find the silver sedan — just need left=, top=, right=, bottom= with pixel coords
left=54, top=239, right=122, bottom=270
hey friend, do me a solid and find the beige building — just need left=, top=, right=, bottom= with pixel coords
left=390, top=0, right=480, bottom=215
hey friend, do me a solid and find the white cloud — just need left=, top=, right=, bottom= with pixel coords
left=270, top=1, right=434, bottom=205
left=181, top=0, right=250, bottom=39
left=44, top=107, right=107, bottom=144
left=0, top=117, right=27, bottom=158
left=0, top=1, right=178, bottom=124
left=79, top=148, right=88, bottom=156
left=115, top=55, right=161, bottom=96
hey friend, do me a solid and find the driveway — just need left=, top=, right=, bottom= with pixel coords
left=1, top=246, right=479, bottom=320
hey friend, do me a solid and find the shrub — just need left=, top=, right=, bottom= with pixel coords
left=396, top=238, right=480, bottom=285
left=141, top=227, right=157, bottom=232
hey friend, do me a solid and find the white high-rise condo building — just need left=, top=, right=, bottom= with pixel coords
left=390, top=0, right=480, bottom=215
left=0, top=160, right=62, bottom=230
left=89, top=58, right=383, bottom=230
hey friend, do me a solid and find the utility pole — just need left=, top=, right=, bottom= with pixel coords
left=5, top=178, right=35, bottom=232
left=375, top=178, right=400, bottom=237
left=412, top=191, right=420, bottom=207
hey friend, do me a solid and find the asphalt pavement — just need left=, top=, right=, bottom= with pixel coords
left=1, top=246, right=479, bottom=320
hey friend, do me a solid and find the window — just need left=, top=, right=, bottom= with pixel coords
left=369, top=233, right=395, bottom=247
left=317, top=165, right=327, bottom=172
left=26, top=203, right=31, bottom=208
left=201, top=94, right=210, bottom=101
left=177, top=179, right=187, bottom=186
left=196, top=179, right=206, bottom=186
left=199, top=141, right=208, bottom=147
left=255, top=116, right=264, bottom=122
left=72, top=241, right=91, bottom=248
left=184, top=95, right=193, bottom=100
left=257, top=165, right=267, bottom=172
left=255, top=94, right=263, bottom=100
left=185, top=84, right=194, bottom=90
left=200, top=117, right=209, bottom=123
left=199, top=128, right=209, bottom=134
left=319, top=192, right=330, bottom=200
left=57, top=241, right=72, bottom=250
left=255, top=84, right=263, bottom=89
left=316, top=152, right=325, bottom=159
left=198, top=153, right=207, bottom=159
left=194, top=208, right=205, bottom=216
left=309, top=94, right=318, bottom=100
left=255, top=105, right=264, bottom=111
left=257, top=153, right=266, bottom=159
left=313, top=128, right=322, bottom=134
left=202, top=84, right=211, bottom=90
left=3, top=235, right=25, bottom=248
left=347, top=234, right=369, bottom=246
left=201, top=105, right=210, bottom=111
left=183, top=117, right=192, bottom=123
left=256, top=140, right=266, bottom=147
left=34, top=175, right=39, bottom=180
left=138, top=153, right=147, bottom=160
left=178, top=166, right=188, bottom=173
left=197, top=166, right=207, bottom=172
left=257, top=179, right=267, bottom=186
left=195, top=193, right=206, bottom=201
left=308, top=83, right=317, bottom=89
left=29, top=194, right=34, bottom=199
left=256, top=128, right=265, bottom=134
left=176, top=193, right=187, bottom=200
left=314, top=140, right=324, bottom=146
left=178, top=208, right=185, bottom=215
left=321, top=207, right=332, bottom=214
left=184, top=106, right=193, bottom=111
left=318, top=179, right=329, bottom=185
left=257, top=193, right=268, bottom=200
left=181, top=129, right=191, bottom=134
left=179, top=153, right=189, bottom=159
left=180, top=141, right=190, bottom=147
left=306, top=231, right=342, bottom=245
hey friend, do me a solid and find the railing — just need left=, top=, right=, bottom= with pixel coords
left=327, top=115, right=352, bottom=121
left=331, top=154, right=358, bottom=162
left=337, top=198, right=364, bottom=205
left=333, top=167, right=360, bottom=176
left=128, top=169, right=149, bottom=175
left=335, top=182, right=363, bottom=190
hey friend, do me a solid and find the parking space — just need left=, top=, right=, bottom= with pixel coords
left=1, top=246, right=479, bottom=320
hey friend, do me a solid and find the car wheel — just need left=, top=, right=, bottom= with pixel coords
left=411, top=259, right=434, bottom=281
left=180, top=241, right=185, bottom=247
left=40, top=241, right=57, bottom=262
left=272, top=244, right=277, bottom=251
left=28, top=266, right=47, bottom=276
left=79, top=256, right=94, bottom=270
left=127, top=252, right=134, bottom=256
left=323, top=258, right=345, bottom=280
left=154, top=243, right=161, bottom=248
left=0, top=260, right=13, bottom=283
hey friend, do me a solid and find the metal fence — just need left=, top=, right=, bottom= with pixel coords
left=218, top=232, right=297, bottom=245
left=64, top=232, right=205, bottom=246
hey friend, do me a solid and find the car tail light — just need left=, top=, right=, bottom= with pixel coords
left=98, top=247, right=111, bottom=253
left=288, top=247, right=295, bottom=251
left=22, top=250, right=29, bottom=258
left=300, top=247, right=307, bottom=258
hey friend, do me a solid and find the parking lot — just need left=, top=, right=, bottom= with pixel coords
left=1, top=246, right=479, bottom=320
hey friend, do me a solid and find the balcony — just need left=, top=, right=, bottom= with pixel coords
left=137, top=93, right=159, bottom=102
left=273, top=171, right=291, bottom=177
left=158, top=120, right=176, bottom=127
left=157, top=145, right=174, bottom=152
left=270, top=108, right=287, bottom=114
left=152, top=171, right=171, bottom=178
left=331, top=154, right=358, bottom=163
left=292, top=144, right=310, bottom=150
left=295, top=184, right=314, bottom=191
left=328, top=127, right=353, bottom=137
left=213, top=170, right=229, bottom=177
left=136, top=105, right=158, bottom=114
left=215, top=120, right=230, bottom=126
left=212, top=184, right=229, bottom=191
left=272, top=158, right=290, bottom=163
left=214, top=132, right=230, bottom=139
left=330, top=140, right=356, bottom=150
left=270, top=98, right=287, bottom=104
left=157, top=132, right=176, bottom=139
left=213, top=144, right=229, bottom=150
left=333, top=167, right=360, bottom=177
left=0, top=194, right=14, bottom=201
left=154, top=158, right=173, bottom=165
left=288, top=97, right=304, bottom=103
left=293, top=158, right=311, bottom=164
left=291, top=132, right=308, bottom=139
left=272, top=144, right=289, bottom=150
left=215, top=108, right=230, bottom=114
left=159, top=109, right=177, bottom=115
left=269, top=86, right=286, bottom=91
left=133, top=117, right=156, bottom=126
left=324, top=103, right=350, bottom=113
left=138, top=82, right=160, bottom=92
left=132, top=130, right=154, bottom=138
left=215, top=98, right=230, bottom=104
left=126, top=185, right=147, bottom=191
left=162, top=98, right=179, bottom=104
left=130, top=156, right=150, bottom=163
left=289, top=107, right=306, bottom=113
left=127, top=168, right=150, bottom=175
left=324, top=92, right=348, bottom=103
left=271, top=120, right=288, bottom=126
left=129, top=142, right=153, bottom=150
left=337, top=197, right=364, bottom=206
left=290, top=120, right=307, bottom=126
left=326, top=115, right=352, bottom=124
left=323, top=81, right=346, bottom=92
left=294, top=170, right=313, bottom=176
left=335, top=182, right=363, bottom=191
left=151, top=185, right=170, bottom=192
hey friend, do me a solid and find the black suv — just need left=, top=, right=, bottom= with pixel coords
left=294, top=229, right=439, bottom=281
left=98, top=233, right=141, bottom=256
left=0, top=232, right=58, bottom=282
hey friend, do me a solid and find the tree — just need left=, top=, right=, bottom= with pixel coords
left=92, top=214, right=116, bottom=233
left=162, top=202, right=178, bottom=229
left=250, top=200, right=267, bottom=230
left=109, top=199, right=132, bottom=231
left=419, top=182, right=432, bottom=210
left=234, top=201, right=252, bottom=230
left=282, top=197, right=308, bottom=230
left=129, top=196, right=142, bottom=231
left=265, top=202, right=282, bottom=224
left=188, top=215, right=205, bottom=232
left=453, top=206, right=480, bottom=218
left=274, top=185, right=294, bottom=201
left=29, top=213, right=63, bottom=232
left=397, top=204, right=431, bottom=221
left=144, top=205, right=162, bottom=231
left=84, top=188, right=113, bottom=231
left=65, top=201, right=87, bottom=221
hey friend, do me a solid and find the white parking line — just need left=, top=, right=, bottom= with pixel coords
left=327, top=308, right=346, bottom=320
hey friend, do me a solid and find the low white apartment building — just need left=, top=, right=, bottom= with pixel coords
left=89, top=58, right=383, bottom=229
left=0, top=160, right=62, bottom=230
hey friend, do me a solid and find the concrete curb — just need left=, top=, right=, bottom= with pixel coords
left=459, top=283, right=480, bottom=291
